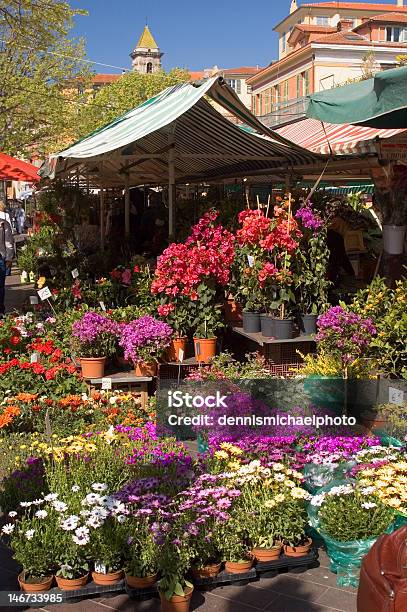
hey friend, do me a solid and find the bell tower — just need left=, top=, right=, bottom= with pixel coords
left=130, top=25, right=163, bottom=73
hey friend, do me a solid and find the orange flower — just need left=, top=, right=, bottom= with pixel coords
left=0, top=412, right=14, bottom=428
left=15, top=393, right=38, bottom=402
left=5, top=406, right=20, bottom=417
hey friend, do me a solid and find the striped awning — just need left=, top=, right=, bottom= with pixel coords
left=275, top=118, right=405, bottom=156
left=40, top=77, right=321, bottom=187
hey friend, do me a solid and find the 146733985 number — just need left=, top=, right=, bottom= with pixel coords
left=2, top=592, right=64, bottom=606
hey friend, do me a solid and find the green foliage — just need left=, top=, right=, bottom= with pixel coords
left=0, top=0, right=91, bottom=155
left=75, top=69, right=190, bottom=139
left=191, top=283, right=223, bottom=338
left=294, top=229, right=330, bottom=315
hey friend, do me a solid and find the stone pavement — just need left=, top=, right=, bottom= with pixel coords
left=0, top=543, right=357, bottom=612
left=4, top=268, right=35, bottom=314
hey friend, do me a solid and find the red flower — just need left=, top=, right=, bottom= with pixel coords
left=10, top=335, right=20, bottom=345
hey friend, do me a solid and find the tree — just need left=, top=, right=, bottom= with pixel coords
left=74, top=68, right=190, bottom=140
left=0, top=0, right=90, bottom=156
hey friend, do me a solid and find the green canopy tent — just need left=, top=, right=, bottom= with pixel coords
left=40, top=76, right=321, bottom=239
left=307, top=66, right=407, bottom=129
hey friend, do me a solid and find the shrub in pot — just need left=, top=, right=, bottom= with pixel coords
left=121, top=517, right=159, bottom=588
left=119, top=315, right=173, bottom=376
left=309, top=481, right=395, bottom=586
left=2, top=503, right=56, bottom=592
left=157, top=299, right=191, bottom=362
left=72, top=311, right=119, bottom=378
left=191, top=285, right=223, bottom=362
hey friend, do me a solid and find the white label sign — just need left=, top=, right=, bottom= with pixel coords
left=101, top=377, right=112, bottom=390
left=247, top=255, right=254, bottom=267
left=94, top=562, right=107, bottom=574
left=178, top=349, right=184, bottom=363
left=71, top=268, right=79, bottom=279
left=30, top=353, right=39, bottom=364
left=389, top=387, right=404, bottom=406
left=37, top=286, right=52, bottom=301
left=29, top=296, right=39, bottom=305
left=99, top=301, right=106, bottom=311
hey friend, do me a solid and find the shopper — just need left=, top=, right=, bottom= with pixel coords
left=0, top=218, right=14, bottom=317
left=0, top=200, right=11, bottom=226
left=15, top=204, right=26, bottom=234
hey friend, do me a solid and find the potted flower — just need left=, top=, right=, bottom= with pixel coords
left=157, top=299, right=190, bottom=362
left=122, top=517, right=159, bottom=589
left=119, top=315, right=173, bottom=376
left=88, top=513, right=124, bottom=585
left=191, top=285, right=223, bottom=363
left=372, top=164, right=407, bottom=254
left=294, top=203, right=329, bottom=335
left=218, top=523, right=253, bottom=574
left=55, top=548, right=90, bottom=591
left=2, top=505, right=55, bottom=592
left=72, top=311, right=119, bottom=378
left=309, top=481, right=395, bottom=586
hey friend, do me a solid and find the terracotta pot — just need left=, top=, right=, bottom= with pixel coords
left=224, top=299, right=242, bottom=323
left=193, top=337, right=217, bottom=363
left=361, top=414, right=389, bottom=433
left=91, top=569, right=123, bottom=585
left=55, top=573, right=89, bottom=590
left=159, top=586, right=194, bottom=612
left=125, top=573, right=158, bottom=588
left=167, top=337, right=188, bottom=362
left=18, top=572, right=53, bottom=592
left=284, top=538, right=313, bottom=558
left=80, top=356, right=106, bottom=379
left=251, top=543, right=282, bottom=562
left=191, top=562, right=222, bottom=579
left=224, top=559, right=253, bottom=574
left=134, top=361, right=157, bottom=376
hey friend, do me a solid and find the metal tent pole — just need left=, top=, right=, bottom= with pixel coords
left=100, top=188, right=105, bottom=250
left=124, top=175, right=130, bottom=236
left=168, top=130, right=175, bottom=239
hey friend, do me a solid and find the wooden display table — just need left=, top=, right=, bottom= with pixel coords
left=87, top=371, right=152, bottom=408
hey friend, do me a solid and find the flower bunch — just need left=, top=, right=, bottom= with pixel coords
left=310, top=481, right=395, bottom=542
left=299, top=436, right=381, bottom=465
left=236, top=210, right=271, bottom=246
left=295, top=202, right=323, bottom=231
left=356, top=459, right=407, bottom=515
left=72, top=312, right=120, bottom=358
left=316, top=306, right=376, bottom=368
left=119, top=315, right=172, bottom=364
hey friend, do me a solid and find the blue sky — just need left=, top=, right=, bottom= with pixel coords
left=70, top=0, right=398, bottom=73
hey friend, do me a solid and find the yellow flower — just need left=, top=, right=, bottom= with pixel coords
left=264, top=499, right=276, bottom=508
left=214, top=450, right=229, bottom=460
left=275, top=494, right=285, bottom=503
left=37, top=276, right=46, bottom=289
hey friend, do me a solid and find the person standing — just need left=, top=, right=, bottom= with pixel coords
left=16, top=204, right=26, bottom=234
left=0, top=218, right=14, bottom=317
left=0, top=200, right=11, bottom=226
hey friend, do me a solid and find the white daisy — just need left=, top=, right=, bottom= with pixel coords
left=91, top=483, right=108, bottom=492
left=72, top=526, right=90, bottom=546
left=61, top=515, right=80, bottom=531
left=53, top=501, right=68, bottom=513
left=44, top=493, right=59, bottom=502
left=71, top=485, right=80, bottom=493
left=361, top=502, right=377, bottom=509
left=2, top=523, right=14, bottom=535
left=35, top=510, right=48, bottom=519
left=8, top=511, right=17, bottom=518
left=25, top=529, right=35, bottom=540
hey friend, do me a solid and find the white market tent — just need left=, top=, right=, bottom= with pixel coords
left=40, top=76, right=322, bottom=237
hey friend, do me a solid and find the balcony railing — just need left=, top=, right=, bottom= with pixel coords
left=258, top=97, right=309, bottom=129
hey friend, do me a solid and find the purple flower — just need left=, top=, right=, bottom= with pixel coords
left=295, top=203, right=323, bottom=231
left=119, top=315, right=172, bottom=362
left=72, top=312, right=119, bottom=343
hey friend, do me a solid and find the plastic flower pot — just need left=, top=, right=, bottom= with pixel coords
left=193, top=337, right=217, bottom=363
left=167, top=337, right=188, bottom=362
left=260, top=314, right=275, bottom=337
left=251, top=543, right=282, bottom=562
left=242, top=311, right=261, bottom=333
left=274, top=318, right=293, bottom=340
left=91, top=569, right=123, bottom=585
left=159, top=586, right=194, bottom=612
left=79, top=356, right=106, bottom=378
left=361, top=413, right=389, bottom=434
left=382, top=225, right=406, bottom=255
left=134, top=361, right=157, bottom=376
left=18, top=572, right=53, bottom=592
left=284, top=537, right=313, bottom=558
left=301, top=314, right=318, bottom=335
left=55, top=573, right=89, bottom=590
left=197, top=435, right=209, bottom=453
left=224, top=559, right=253, bottom=574
left=125, top=573, right=158, bottom=588
left=191, top=563, right=222, bottom=579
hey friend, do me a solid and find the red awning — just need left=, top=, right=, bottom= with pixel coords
left=0, top=153, right=40, bottom=182
left=275, top=118, right=405, bottom=156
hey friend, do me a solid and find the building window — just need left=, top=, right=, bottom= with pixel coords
left=344, top=16, right=356, bottom=28
left=296, top=74, right=302, bottom=98
left=146, top=62, right=153, bottom=73
left=264, top=89, right=271, bottom=114
left=273, top=84, right=279, bottom=107
left=385, top=26, right=407, bottom=42
left=280, top=80, right=288, bottom=103
left=226, top=78, right=242, bottom=94
left=315, top=16, right=330, bottom=26
left=302, top=70, right=310, bottom=96
left=281, top=31, right=287, bottom=53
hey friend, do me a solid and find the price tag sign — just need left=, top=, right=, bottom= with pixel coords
left=30, top=353, right=39, bottom=364
left=389, top=387, right=404, bottom=406
left=178, top=349, right=184, bottom=363
left=101, top=377, right=112, bottom=390
left=195, top=342, right=201, bottom=356
left=94, top=562, right=107, bottom=574
left=71, top=268, right=79, bottom=279
left=247, top=255, right=255, bottom=267
left=37, top=286, right=52, bottom=301
left=99, top=301, right=106, bottom=311
left=29, top=296, right=39, bottom=305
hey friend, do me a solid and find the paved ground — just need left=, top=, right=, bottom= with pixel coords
left=1, top=267, right=359, bottom=612
left=0, top=543, right=357, bottom=612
